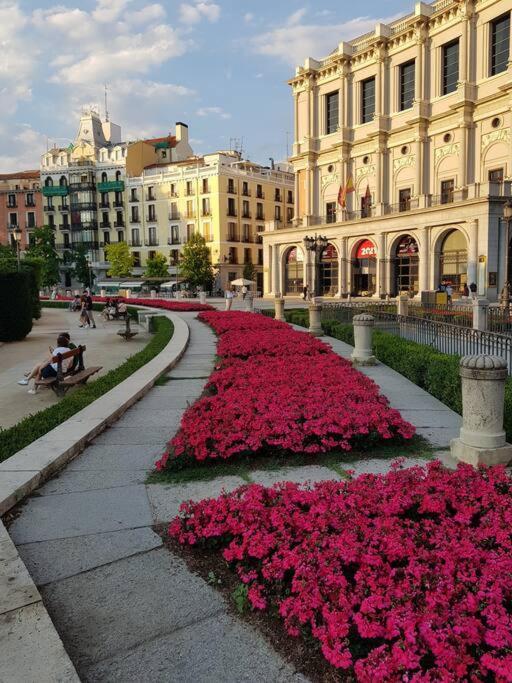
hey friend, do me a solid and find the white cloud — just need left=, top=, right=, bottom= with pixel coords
left=0, top=123, right=47, bottom=172
left=196, top=106, right=231, bottom=120
left=126, top=3, right=166, bottom=24
left=244, top=12, right=254, bottom=23
left=179, top=1, right=220, bottom=25
left=287, top=8, right=307, bottom=26
left=92, top=0, right=132, bottom=23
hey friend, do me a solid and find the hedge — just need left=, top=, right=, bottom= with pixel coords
left=0, top=258, right=42, bottom=320
left=0, top=316, right=174, bottom=463
left=0, top=271, right=33, bottom=341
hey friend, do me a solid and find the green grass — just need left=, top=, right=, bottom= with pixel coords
left=147, top=434, right=432, bottom=484
left=0, top=316, right=174, bottom=463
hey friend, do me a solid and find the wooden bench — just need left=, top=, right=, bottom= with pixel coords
left=35, top=346, right=102, bottom=397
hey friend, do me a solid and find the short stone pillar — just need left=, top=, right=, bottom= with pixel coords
left=351, top=314, right=376, bottom=365
left=100, top=288, right=106, bottom=298
left=244, top=293, right=254, bottom=312
left=472, top=298, right=489, bottom=331
left=397, top=295, right=409, bottom=317
left=125, top=289, right=131, bottom=299
left=150, top=289, right=157, bottom=299
left=451, top=355, right=512, bottom=466
left=308, top=302, right=323, bottom=336
left=199, top=291, right=206, bottom=305
left=274, top=295, right=285, bottom=321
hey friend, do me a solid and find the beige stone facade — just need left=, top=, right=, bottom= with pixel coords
left=264, top=0, right=512, bottom=300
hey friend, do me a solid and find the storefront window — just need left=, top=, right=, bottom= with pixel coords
left=352, top=239, right=377, bottom=296
left=439, top=230, right=467, bottom=293
left=394, top=235, right=419, bottom=295
left=284, top=247, right=304, bottom=294
left=320, top=243, right=338, bottom=296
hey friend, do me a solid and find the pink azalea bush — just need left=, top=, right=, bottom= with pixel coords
left=170, top=461, right=512, bottom=681
left=156, top=311, right=414, bottom=468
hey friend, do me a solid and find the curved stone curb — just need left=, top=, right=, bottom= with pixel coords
left=0, top=310, right=189, bottom=683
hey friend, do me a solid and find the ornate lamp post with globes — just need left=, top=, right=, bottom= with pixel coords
left=303, top=234, right=328, bottom=298
left=13, top=226, right=22, bottom=272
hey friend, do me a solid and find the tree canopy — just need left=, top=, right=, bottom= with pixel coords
left=105, top=242, right=133, bottom=278
left=25, top=226, right=60, bottom=287
left=144, top=252, right=169, bottom=278
left=179, top=233, right=214, bottom=291
left=71, top=244, right=95, bottom=288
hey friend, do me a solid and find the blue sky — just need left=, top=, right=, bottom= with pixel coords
left=0, top=0, right=413, bottom=171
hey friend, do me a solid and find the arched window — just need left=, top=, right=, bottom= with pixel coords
left=115, top=170, right=121, bottom=181
left=320, top=243, right=338, bottom=296
left=394, top=235, right=419, bottom=295
left=59, top=176, right=67, bottom=186
left=101, top=172, right=108, bottom=183
left=284, top=247, right=304, bottom=294
left=352, top=239, right=377, bottom=297
left=45, top=177, right=53, bottom=187
left=439, top=230, right=467, bottom=293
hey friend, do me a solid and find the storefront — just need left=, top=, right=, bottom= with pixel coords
left=284, top=247, right=304, bottom=294
left=352, top=239, right=377, bottom=296
left=394, top=235, right=419, bottom=295
left=439, top=229, right=467, bottom=293
left=320, top=243, right=339, bottom=296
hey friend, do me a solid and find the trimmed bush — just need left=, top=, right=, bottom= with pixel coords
left=0, top=272, right=33, bottom=341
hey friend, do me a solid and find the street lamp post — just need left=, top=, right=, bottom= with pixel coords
left=13, top=226, right=22, bottom=272
left=303, top=234, right=328, bottom=298
left=503, top=201, right=512, bottom=289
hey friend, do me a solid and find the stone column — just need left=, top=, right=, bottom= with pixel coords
left=244, top=293, right=254, bottom=312
left=467, top=219, right=478, bottom=288
left=340, top=238, right=348, bottom=297
left=199, top=291, right=206, bottom=305
left=272, top=246, right=281, bottom=295
left=375, top=233, right=386, bottom=298
left=451, top=355, right=512, bottom=466
left=274, top=295, right=285, bottom=321
left=417, top=227, right=429, bottom=293
left=351, top=314, right=376, bottom=365
left=308, top=301, right=323, bottom=337
left=472, top=298, right=489, bottom=331
left=459, top=123, right=468, bottom=189
left=397, top=295, right=409, bottom=317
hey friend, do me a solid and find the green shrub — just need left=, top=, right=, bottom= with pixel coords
left=0, top=317, right=173, bottom=462
left=0, top=272, right=33, bottom=341
left=284, top=309, right=309, bottom=327
left=0, top=259, right=41, bottom=320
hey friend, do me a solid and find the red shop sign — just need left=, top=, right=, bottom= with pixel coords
left=356, top=239, right=377, bottom=259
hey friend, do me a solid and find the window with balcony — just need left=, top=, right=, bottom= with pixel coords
left=186, top=181, right=193, bottom=196
left=256, top=184, right=264, bottom=199
left=399, top=60, right=415, bottom=111
left=7, top=193, right=16, bottom=208
left=361, top=191, right=372, bottom=218
left=203, top=222, right=213, bottom=241
left=131, top=207, right=139, bottom=222
left=186, top=200, right=194, bottom=218
left=117, top=230, right=124, bottom=242
left=202, top=178, right=209, bottom=194
left=148, top=226, right=157, bottom=246
left=489, top=168, right=504, bottom=183
left=442, top=40, right=459, bottom=95
left=170, top=249, right=179, bottom=265
left=326, top=202, right=337, bottom=224
left=274, top=205, right=281, bottom=221
left=441, top=179, right=455, bottom=204
left=275, top=188, right=282, bottom=202
left=104, top=231, right=110, bottom=244
left=48, top=215, right=55, bottom=228
left=100, top=192, right=108, bottom=208
left=114, top=192, right=123, bottom=207
left=242, top=224, right=251, bottom=242
left=286, top=207, right=294, bottom=224
left=242, top=200, right=250, bottom=218
left=229, top=247, right=238, bottom=264
left=325, top=91, right=339, bottom=134
left=399, top=188, right=411, bottom=212
left=133, top=251, right=141, bottom=267
left=228, top=178, right=235, bottom=193
left=169, top=202, right=179, bottom=220
left=227, top=197, right=236, bottom=216
left=170, top=183, right=177, bottom=197
left=8, top=212, right=17, bottom=227
left=242, top=181, right=249, bottom=196
left=244, top=248, right=251, bottom=264
left=287, top=190, right=293, bottom=204
left=131, top=228, right=141, bottom=246
left=130, top=188, right=138, bottom=202
left=170, top=225, right=180, bottom=244
left=227, top=222, right=237, bottom=241
left=361, top=77, right=376, bottom=123
left=187, top=224, right=195, bottom=241
left=202, top=198, right=210, bottom=216
left=62, top=215, right=69, bottom=228
left=491, top=13, right=510, bottom=76
left=256, top=203, right=264, bottom=220
left=147, top=186, right=155, bottom=201
left=258, top=249, right=263, bottom=265
left=101, top=212, right=109, bottom=227
left=148, top=205, right=156, bottom=221
left=115, top=211, right=123, bottom=227
left=63, top=233, right=70, bottom=247
left=26, top=193, right=34, bottom=207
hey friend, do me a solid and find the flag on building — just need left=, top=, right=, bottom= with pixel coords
left=338, top=175, right=355, bottom=208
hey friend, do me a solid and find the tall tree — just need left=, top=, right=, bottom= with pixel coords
left=70, top=244, right=94, bottom=288
left=144, top=252, right=169, bottom=278
left=242, top=262, right=256, bottom=282
left=105, top=242, right=133, bottom=278
left=179, top=233, right=214, bottom=291
left=25, top=225, right=60, bottom=287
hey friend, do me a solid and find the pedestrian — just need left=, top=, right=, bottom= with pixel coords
left=225, top=288, right=234, bottom=311
left=241, top=284, right=248, bottom=300
left=445, top=283, right=453, bottom=304
left=78, top=295, right=90, bottom=328
left=83, top=289, right=96, bottom=328
left=303, top=284, right=309, bottom=301
left=469, top=282, right=477, bottom=299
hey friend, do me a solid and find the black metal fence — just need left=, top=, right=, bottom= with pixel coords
left=407, top=302, right=473, bottom=328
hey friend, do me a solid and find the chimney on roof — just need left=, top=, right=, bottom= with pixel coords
left=175, top=122, right=188, bottom=144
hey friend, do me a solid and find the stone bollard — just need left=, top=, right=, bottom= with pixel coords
left=472, top=298, right=489, bottom=331
left=351, top=314, right=376, bottom=365
left=199, top=291, right=206, bottom=305
left=244, top=293, right=254, bottom=312
left=308, top=301, right=323, bottom=336
left=100, top=288, right=106, bottom=298
left=274, top=295, right=285, bottom=321
left=397, top=295, right=409, bottom=317
left=125, top=289, right=131, bottom=299
left=150, top=289, right=157, bottom=299
left=451, top=355, right=512, bottom=466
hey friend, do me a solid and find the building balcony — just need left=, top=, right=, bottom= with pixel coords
left=42, top=186, right=69, bottom=197
left=242, top=211, right=251, bottom=219
left=113, top=200, right=124, bottom=208
left=97, top=180, right=125, bottom=193
left=186, top=213, right=196, bottom=219
left=59, top=223, right=70, bottom=231
left=256, top=191, right=265, bottom=199
left=44, top=205, right=55, bottom=212
left=227, top=234, right=240, bottom=242
left=130, top=217, right=140, bottom=224
left=98, top=202, right=110, bottom=209
left=59, top=204, right=69, bottom=212
left=25, top=202, right=36, bottom=208
left=129, top=240, right=142, bottom=247
left=227, top=210, right=237, bottom=217
left=114, top=221, right=125, bottom=228
left=201, top=210, right=211, bottom=217
left=70, top=221, right=98, bottom=231
left=227, top=187, right=236, bottom=194
left=71, top=202, right=97, bottom=211
left=145, top=241, right=159, bottom=247
left=6, top=223, right=18, bottom=231
left=169, top=213, right=180, bottom=221
left=129, top=196, right=139, bottom=202
left=146, top=215, right=157, bottom=222
left=242, top=189, right=251, bottom=197
left=146, top=194, right=155, bottom=201
left=275, top=194, right=283, bottom=203
left=100, top=222, right=112, bottom=229
left=69, top=182, right=95, bottom=192
left=6, top=202, right=17, bottom=209
left=168, top=238, right=181, bottom=246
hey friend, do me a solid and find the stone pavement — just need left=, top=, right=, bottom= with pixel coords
left=6, top=313, right=460, bottom=682
left=0, top=306, right=151, bottom=430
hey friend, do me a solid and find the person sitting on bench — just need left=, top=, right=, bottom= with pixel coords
left=24, top=334, right=71, bottom=395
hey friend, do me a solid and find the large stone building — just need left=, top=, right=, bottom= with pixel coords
left=263, top=0, right=512, bottom=301
left=0, top=171, right=42, bottom=250
left=126, top=151, right=294, bottom=293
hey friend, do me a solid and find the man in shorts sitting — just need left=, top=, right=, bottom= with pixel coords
left=25, top=334, right=71, bottom=395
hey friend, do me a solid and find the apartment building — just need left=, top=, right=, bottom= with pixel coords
left=126, top=151, right=294, bottom=293
left=0, top=171, right=42, bottom=249
left=264, top=0, right=512, bottom=300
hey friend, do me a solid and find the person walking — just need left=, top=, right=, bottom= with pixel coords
left=83, top=290, right=96, bottom=328
left=462, top=283, right=470, bottom=298
left=445, top=283, right=453, bottom=305
left=225, top=288, right=234, bottom=311
left=303, top=284, right=309, bottom=301
left=241, top=284, right=248, bottom=300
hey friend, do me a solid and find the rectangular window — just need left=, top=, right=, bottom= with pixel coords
left=399, top=188, right=411, bottom=212
left=62, top=215, right=69, bottom=228
left=361, top=77, right=376, bottom=123
left=244, top=248, right=251, bottom=263
left=229, top=247, right=237, bottom=264
left=242, top=224, right=250, bottom=242
left=147, top=186, right=155, bottom=200
left=256, top=184, right=264, bottom=199
left=7, top=194, right=16, bottom=207
left=130, top=188, right=138, bottom=201
left=326, top=202, right=337, bottom=223
left=258, top=249, right=263, bottom=265
left=27, top=212, right=36, bottom=228
left=131, top=228, right=140, bottom=246
left=242, top=200, right=250, bottom=218
left=104, top=231, right=110, bottom=244
left=133, top=251, right=141, bottom=267
left=275, top=188, right=282, bottom=202
left=26, top=193, right=34, bottom=206
left=186, top=200, right=194, bottom=218
left=287, top=190, right=293, bottom=204
left=48, top=215, right=55, bottom=228
left=274, top=205, right=281, bottom=221
left=491, top=13, right=510, bottom=76
left=441, top=179, right=455, bottom=204
left=399, top=60, right=415, bottom=110
left=325, top=91, right=339, bottom=134
left=202, top=198, right=210, bottom=215
left=186, top=181, right=193, bottom=196
left=148, top=205, right=156, bottom=221
left=227, top=222, right=237, bottom=241
left=202, top=178, right=209, bottom=193
left=171, top=225, right=179, bottom=244
left=117, top=230, right=124, bottom=242
left=131, top=206, right=139, bottom=222
left=256, top=203, right=264, bottom=220
left=242, top=181, right=249, bottom=196
left=228, top=197, right=236, bottom=216
left=116, top=211, right=123, bottom=226
left=63, top=233, right=70, bottom=247
left=442, top=40, right=459, bottom=95
left=170, top=183, right=177, bottom=197
left=9, top=212, right=17, bottom=226
left=102, top=212, right=109, bottom=226
left=187, top=224, right=194, bottom=241
left=489, top=168, right=504, bottom=183
left=148, top=226, right=157, bottom=245
left=228, top=179, right=235, bottom=193
left=286, top=207, right=293, bottom=223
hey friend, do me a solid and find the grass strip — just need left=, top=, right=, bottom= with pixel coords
left=0, top=316, right=174, bottom=463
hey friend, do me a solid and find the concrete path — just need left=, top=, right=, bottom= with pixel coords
left=6, top=315, right=460, bottom=682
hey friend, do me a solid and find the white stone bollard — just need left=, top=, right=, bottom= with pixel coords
left=100, top=288, right=106, bottom=298
left=451, top=355, right=512, bottom=466
left=199, top=291, right=206, bottom=305
left=351, top=314, right=376, bottom=365
left=244, top=293, right=254, bottom=312
left=397, top=295, right=409, bottom=317
left=274, top=296, right=285, bottom=321
left=150, top=289, right=157, bottom=299
left=472, top=298, right=489, bottom=331
left=308, top=302, right=323, bottom=336
left=125, top=289, right=131, bottom=299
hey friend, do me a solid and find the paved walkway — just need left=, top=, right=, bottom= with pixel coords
left=6, top=314, right=461, bottom=682
left=0, top=307, right=150, bottom=429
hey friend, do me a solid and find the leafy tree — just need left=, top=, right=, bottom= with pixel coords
left=0, top=244, right=15, bottom=259
left=144, top=252, right=169, bottom=278
left=242, top=262, right=256, bottom=282
left=70, top=244, right=94, bottom=288
left=179, top=233, right=214, bottom=291
left=105, top=242, right=133, bottom=278
left=25, top=225, right=60, bottom=287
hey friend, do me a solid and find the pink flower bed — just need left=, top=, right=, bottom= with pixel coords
left=40, top=295, right=213, bottom=312
left=170, top=461, right=512, bottom=681
left=156, top=311, right=414, bottom=468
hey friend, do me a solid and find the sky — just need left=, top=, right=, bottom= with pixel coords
left=0, top=0, right=414, bottom=172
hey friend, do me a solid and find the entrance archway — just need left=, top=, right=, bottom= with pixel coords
left=439, top=230, right=467, bottom=293
left=319, top=243, right=338, bottom=296
left=393, top=235, right=419, bottom=295
left=284, top=247, right=304, bottom=294
left=352, top=239, right=377, bottom=296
